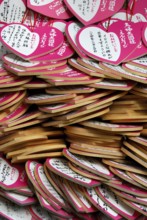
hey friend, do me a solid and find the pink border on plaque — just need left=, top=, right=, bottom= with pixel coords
left=0, top=23, right=64, bottom=60
left=64, top=0, right=124, bottom=25
left=0, top=190, right=37, bottom=206
left=36, top=193, right=73, bottom=218
left=76, top=21, right=141, bottom=65
left=0, top=156, right=29, bottom=190
left=109, top=182, right=147, bottom=197
left=96, top=185, right=140, bottom=220
left=63, top=149, right=114, bottom=179
left=85, top=188, right=122, bottom=220
left=27, top=0, right=72, bottom=20
left=46, top=158, right=101, bottom=188
left=61, top=181, right=86, bottom=213
left=35, top=164, right=65, bottom=208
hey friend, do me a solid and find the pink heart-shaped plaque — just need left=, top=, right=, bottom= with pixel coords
left=123, top=22, right=147, bottom=61
left=124, top=40, right=147, bottom=62
left=77, top=20, right=141, bottom=65
left=65, top=21, right=88, bottom=59
left=64, top=0, right=125, bottom=25
left=31, top=37, right=75, bottom=62
left=27, top=0, right=72, bottom=19
left=0, top=0, right=27, bottom=24
left=0, top=23, right=64, bottom=60
left=101, top=17, right=147, bottom=62
left=110, top=9, right=147, bottom=23
left=128, top=0, right=147, bottom=21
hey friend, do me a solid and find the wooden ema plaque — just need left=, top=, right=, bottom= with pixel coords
left=68, top=58, right=105, bottom=78
left=25, top=93, right=76, bottom=105
left=64, top=125, right=125, bottom=159
left=63, top=148, right=114, bottom=180
left=105, top=181, right=147, bottom=198
left=13, top=187, right=34, bottom=197
left=122, top=63, right=147, bottom=77
left=127, top=172, right=147, bottom=188
left=99, top=62, right=147, bottom=84
left=95, top=184, right=140, bottom=220
left=0, top=90, right=26, bottom=111
left=128, top=56, right=147, bottom=69
left=89, top=79, right=136, bottom=91
left=85, top=187, right=122, bottom=220
left=23, top=78, right=50, bottom=89
left=25, top=160, right=62, bottom=210
left=0, top=155, right=29, bottom=191
left=34, top=163, right=68, bottom=210
left=45, top=157, right=101, bottom=188
left=43, top=166, right=67, bottom=200
left=68, top=161, right=107, bottom=182
left=77, top=58, right=106, bottom=74
left=110, top=188, right=147, bottom=206
left=35, top=192, right=73, bottom=219
left=109, top=167, right=146, bottom=189
left=2, top=53, right=67, bottom=71
left=121, top=199, right=147, bottom=217
left=102, top=159, right=147, bottom=175
left=80, top=120, right=143, bottom=132
left=60, top=179, right=92, bottom=213
left=5, top=63, right=68, bottom=76
left=122, top=141, right=147, bottom=168
left=45, top=85, right=95, bottom=94
left=0, top=189, right=37, bottom=206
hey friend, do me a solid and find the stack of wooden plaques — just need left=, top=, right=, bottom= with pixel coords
left=131, top=84, right=147, bottom=98
left=68, top=58, right=137, bottom=89
left=64, top=125, right=125, bottom=159
left=24, top=159, right=101, bottom=219
left=0, top=198, right=73, bottom=220
left=101, top=94, right=147, bottom=123
left=63, top=120, right=146, bottom=167
left=1, top=53, right=147, bottom=130
left=0, top=154, right=42, bottom=219
left=2, top=53, right=68, bottom=90
left=0, top=90, right=45, bottom=134
left=0, top=62, right=147, bottom=218
left=102, top=159, right=147, bottom=217
left=0, top=56, right=33, bottom=92
left=38, top=91, right=127, bottom=127
left=0, top=53, right=147, bottom=218
left=0, top=149, right=146, bottom=219
left=97, top=57, right=147, bottom=85
left=21, top=152, right=147, bottom=219
left=80, top=120, right=143, bottom=137
left=122, top=136, right=147, bottom=168
left=0, top=126, right=65, bottom=163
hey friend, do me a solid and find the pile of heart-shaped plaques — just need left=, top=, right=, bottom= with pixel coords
left=63, top=123, right=142, bottom=159
left=0, top=147, right=146, bottom=219
left=0, top=0, right=146, bottom=219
